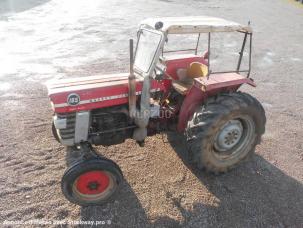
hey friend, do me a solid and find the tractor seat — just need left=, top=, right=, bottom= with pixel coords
left=172, top=79, right=193, bottom=95
left=172, top=62, right=208, bottom=95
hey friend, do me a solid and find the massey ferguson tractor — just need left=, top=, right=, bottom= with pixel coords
left=47, top=16, right=266, bottom=206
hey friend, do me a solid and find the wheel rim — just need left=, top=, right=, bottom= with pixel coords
left=213, top=116, right=255, bottom=160
left=72, top=170, right=116, bottom=201
left=214, top=120, right=243, bottom=152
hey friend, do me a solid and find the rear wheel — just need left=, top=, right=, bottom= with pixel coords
left=61, top=157, right=123, bottom=206
left=186, top=92, right=266, bottom=173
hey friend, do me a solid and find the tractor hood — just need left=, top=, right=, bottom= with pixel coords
left=47, top=73, right=165, bottom=113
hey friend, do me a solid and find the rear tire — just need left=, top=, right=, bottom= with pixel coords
left=186, top=92, right=266, bottom=173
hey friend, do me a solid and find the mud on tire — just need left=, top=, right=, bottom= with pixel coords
left=186, top=92, right=266, bottom=173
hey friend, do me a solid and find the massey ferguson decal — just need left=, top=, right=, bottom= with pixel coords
left=67, top=93, right=80, bottom=106
left=54, top=88, right=161, bottom=108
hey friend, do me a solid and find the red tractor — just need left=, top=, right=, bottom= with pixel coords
left=47, top=16, right=266, bottom=206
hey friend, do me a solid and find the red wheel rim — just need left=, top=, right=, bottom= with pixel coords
left=75, top=170, right=110, bottom=195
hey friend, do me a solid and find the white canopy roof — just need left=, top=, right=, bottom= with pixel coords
left=140, top=16, right=252, bottom=34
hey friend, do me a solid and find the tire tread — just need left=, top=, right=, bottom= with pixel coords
left=186, top=92, right=266, bottom=173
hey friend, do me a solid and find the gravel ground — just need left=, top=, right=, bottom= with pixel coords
left=0, top=0, right=302, bottom=227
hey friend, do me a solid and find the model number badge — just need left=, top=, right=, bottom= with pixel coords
left=67, top=93, right=80, bottom=106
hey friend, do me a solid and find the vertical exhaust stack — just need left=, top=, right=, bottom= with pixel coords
left=128, top=39, right=136, bottom=118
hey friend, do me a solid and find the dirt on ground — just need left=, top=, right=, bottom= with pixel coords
left=0, top=0, right=303, bottom=227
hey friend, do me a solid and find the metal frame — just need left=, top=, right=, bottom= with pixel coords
left=204, top=31, right=253, bottom=77
left=161, top=31, right=253, bottom=78
left=133, top=28, right=165, bottom=76
left=195, top=33, right=201, bottom=55
left=162, top=33, right=201, bottom=55
left=207, top=32, right=211, bottom=78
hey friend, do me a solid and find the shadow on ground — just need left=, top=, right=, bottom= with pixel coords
left=79, top=133, right=303, bottom=227
left=0, top=0, right=50, bottom=15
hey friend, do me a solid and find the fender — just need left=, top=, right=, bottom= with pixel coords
left=177, top=85, right=206, bottom=132
left=177, top=74, right=256, bottom=132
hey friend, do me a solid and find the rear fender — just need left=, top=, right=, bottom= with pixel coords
left=177, top=86, right=206, bottom=132
left=177, top=77, right=256, bottom=132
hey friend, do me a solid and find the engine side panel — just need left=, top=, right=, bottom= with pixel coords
left=90, top=108, right=133, bottom=146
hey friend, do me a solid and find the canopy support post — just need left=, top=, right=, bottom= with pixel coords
left=207, top=32, right=211, bottom=79
left=237, top=32, right=248, bottom=73
left=248, top=33, right=252, bottom=78
left=195, top=33, right=201, bottom=55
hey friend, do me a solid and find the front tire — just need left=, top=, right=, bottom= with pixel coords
left=186, top=92, right=266, bottom=173
left=61, top=157, right=123, bottom=206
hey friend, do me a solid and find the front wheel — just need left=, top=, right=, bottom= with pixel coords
left=61, top=157, right=123, bottom=206
left=186, top=92, right=266, bottom=173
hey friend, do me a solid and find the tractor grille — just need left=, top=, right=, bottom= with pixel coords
left=57, top=112, right=76, bottom=141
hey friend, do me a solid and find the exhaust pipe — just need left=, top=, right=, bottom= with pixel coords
left=128, top=39, right=136, bottom=118
left=128, top=39, right=149, bottom=144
